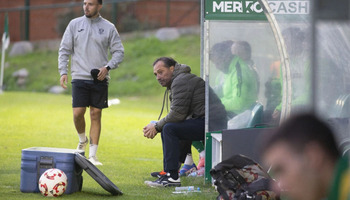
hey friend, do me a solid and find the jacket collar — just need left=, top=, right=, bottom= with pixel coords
left=84, top=15, right=102, bottom=23
left=169, top=63, right=191, bottom=88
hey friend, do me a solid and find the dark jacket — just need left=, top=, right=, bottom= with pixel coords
left=156, top=63, right=205, bottom=131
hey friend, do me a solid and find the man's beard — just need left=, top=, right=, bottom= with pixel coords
left=85, top=10, right=98, bottom=18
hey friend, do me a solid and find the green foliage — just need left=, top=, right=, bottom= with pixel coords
left=3, top=35, right=200, bottom=97
left=104, top=35, right=201, bottom=97
left=3, top=50, right=60, bottom=93
left=0, top=92, right=216, bottom=200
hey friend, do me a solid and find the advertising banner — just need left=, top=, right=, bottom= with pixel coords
left=205, top=0, right=310, bottom=20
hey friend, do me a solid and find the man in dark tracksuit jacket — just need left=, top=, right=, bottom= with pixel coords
left=143, top=57, right=206, bottom=187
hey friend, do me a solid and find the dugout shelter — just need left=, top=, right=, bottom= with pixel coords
left=202, top=0, right=350, bottom=182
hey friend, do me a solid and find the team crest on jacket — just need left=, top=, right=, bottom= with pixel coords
left=99, top=28, right=104, bottom=34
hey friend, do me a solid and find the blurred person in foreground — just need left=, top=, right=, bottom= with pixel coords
left=262, top=113, right=349, bottom=200
left=58, top=0, right=124, bottom=165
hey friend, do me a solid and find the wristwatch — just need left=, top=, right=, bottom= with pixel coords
left=106, top=66, right=111, bottom=71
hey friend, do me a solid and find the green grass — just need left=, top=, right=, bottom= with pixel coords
left=0, top=92, right=217, bottom=200
left=3, top=35, right=200, bottom=97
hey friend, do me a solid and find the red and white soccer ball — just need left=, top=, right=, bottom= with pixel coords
left=38, top=168, right=68, bottom=197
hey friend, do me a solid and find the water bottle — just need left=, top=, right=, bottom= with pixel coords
left=173, top=186, right=201, bottom=194
left=188, top=171, right=197, bottom=177
left=175, top=186, right=195, bottom=191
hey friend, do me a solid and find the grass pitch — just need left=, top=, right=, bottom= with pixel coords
left=0, top=92, right=217, bottom=200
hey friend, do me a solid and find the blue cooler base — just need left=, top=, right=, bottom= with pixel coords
left=20, top=147, right=84, bottom=194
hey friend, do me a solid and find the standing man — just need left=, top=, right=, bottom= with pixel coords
left=58, top=0, right=124, bottom=165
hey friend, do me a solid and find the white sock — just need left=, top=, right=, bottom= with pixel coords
left=89, top=144, right=98, bottom=158
left=78, top=132, right=86, bottom=143
left=199, top=150, right=205, bottom=158
left=184, top=154, right=194, bottom=165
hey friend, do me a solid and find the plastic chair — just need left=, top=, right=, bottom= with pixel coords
left=247, top=102, right=263, bottom=128
left=227, top=102, right=264, bottom=129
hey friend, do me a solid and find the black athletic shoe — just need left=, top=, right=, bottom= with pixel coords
left=145, top=173, right=181, bottom=187
left=151, top=170, right=166, bottom=178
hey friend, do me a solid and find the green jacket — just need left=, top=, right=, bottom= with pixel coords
left=217, top=56, right=258, bottom=115
left=327, top=156, right=350, bottom=200
left=275, top=59, right=311, bottom=112
left=156, top=64, right=205, bottom=131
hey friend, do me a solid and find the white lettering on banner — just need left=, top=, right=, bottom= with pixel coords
left=225, top=1, right=233, bottom=12
left=213, top=1, right=243, bottom=12
left=246, top=1, right=263, bottom=13
left=234, top=1, right=243, bottom=12
left=269, top=1, right=309, bottom=14
left=212, top=1, right=309, bottom=15
left=213, top=1, right=224, bottom=12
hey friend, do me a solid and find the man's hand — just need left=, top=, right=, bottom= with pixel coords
left=98, top=66, right=109, bottom=81
left=143, top=123, right=158, bottom=139
left=60, top=74, right=68, bottom=89
left=272, top=109, right=280, bottom=119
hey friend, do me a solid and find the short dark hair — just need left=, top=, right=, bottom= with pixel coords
left=210, top=40, right=234, bottom=62
left=232, top=41, right=252, bottom=61
left=262, top=113, right=340, bottom=161
left=153, top=57, right=177, bottom=68
left=98, top=0, right=102, bottom=5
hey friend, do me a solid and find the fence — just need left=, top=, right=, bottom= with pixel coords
left=0, top=0, right=200, bottom=41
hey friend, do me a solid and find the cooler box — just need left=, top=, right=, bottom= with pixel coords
left=20, top=147, right=84, bottom=194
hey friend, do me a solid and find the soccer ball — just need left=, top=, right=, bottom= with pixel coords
left=38, top=168, right=68, bottom=197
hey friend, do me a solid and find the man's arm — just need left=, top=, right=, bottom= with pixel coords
left=58, top=22, right=73, bottom=81
left=60, top=74, right=68, bottom=89
left=107, top=27, right=124, bottom=69
left=97, top=27, right=124, bottom=81
left=156, top=76, right=192, bottom=131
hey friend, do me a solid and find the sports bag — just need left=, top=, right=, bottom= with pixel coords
left=210, top=154, right=279, bottom=200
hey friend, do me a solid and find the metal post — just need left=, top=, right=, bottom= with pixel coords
left=24, top=0, right=30, bottom=40
left=200, top=0, right=204, bottom=78
left=0, top=43, right=5, bottom=94
left=20, top=11, right=24, bottom=40
left=166, top=0, right=170, bottom=26
left=112, top=2, right=117, bottom=26
left=311, top=0, right=316, bottom=114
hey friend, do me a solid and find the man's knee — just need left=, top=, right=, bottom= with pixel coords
left=90, top=107, right=102, bottom=121
left=73, top=107, right=86, bottom=120
left=162, top=123, right=178, bottom=135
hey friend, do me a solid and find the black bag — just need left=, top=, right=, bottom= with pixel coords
left=210, top=154, right=279, bottom=200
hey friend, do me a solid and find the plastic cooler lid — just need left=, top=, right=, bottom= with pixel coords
left=23, top=147, right=84, bottom=154
left=74, top=153, right=123, bottom=196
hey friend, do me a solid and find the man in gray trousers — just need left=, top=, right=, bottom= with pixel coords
left=58, top=0, right=124, bottom=165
